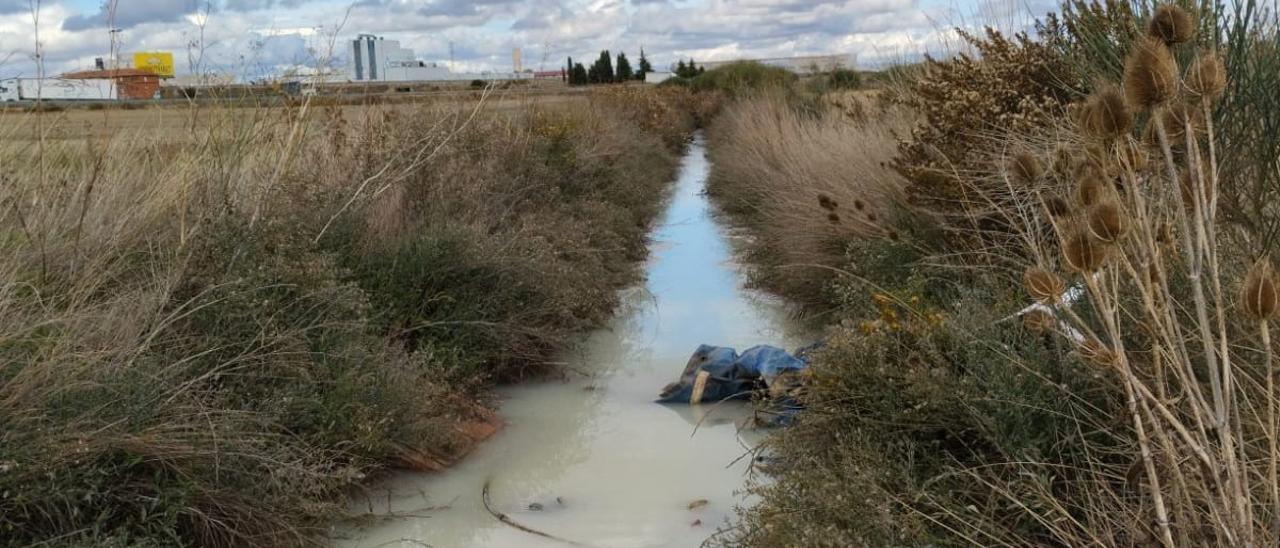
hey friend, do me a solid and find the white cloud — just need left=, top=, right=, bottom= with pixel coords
left=0, top=0, right=997, bottom=79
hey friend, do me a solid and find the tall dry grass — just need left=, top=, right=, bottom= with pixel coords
left=706, top=93, right=917, bottom=307
left=0, top=88, right=699, bottom=545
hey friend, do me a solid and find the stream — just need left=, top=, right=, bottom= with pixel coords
left=335, top=134, right=810, bottom=548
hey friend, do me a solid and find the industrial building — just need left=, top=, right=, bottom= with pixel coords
left=699, top=54, right=856, bottom=75
left=348, top=34, right=532, bottom=83
left=61, top=68, right=162, bottom=100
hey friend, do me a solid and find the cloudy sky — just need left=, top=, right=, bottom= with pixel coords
left=0, top=0, right=1054, bottom=80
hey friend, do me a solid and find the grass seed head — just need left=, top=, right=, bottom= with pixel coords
left=1064, top=230, right=1110, bottom=272
left=1241, top=258, right=1279, bottom=321
left=1124, top=37, right=1179, bottom=110
left=1024, top=266, right=1066, bottom=304
left=1087, top=202, right=1128, bottom=242
left=1148, top=4, right=1195, bottom=45
left=1186, top=53, right=1226, bottom=101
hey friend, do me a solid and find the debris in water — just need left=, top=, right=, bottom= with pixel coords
left=556, top=496, right=566, bottom=507
left=658, top=343, right=822, bottom=425
left=527, top=502, right=544, bottom=511
left=691, top=519, right=703, bottom=527
left=687, top=499, right=709, bottom=511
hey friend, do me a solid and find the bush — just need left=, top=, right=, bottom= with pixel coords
left=689, top=61, right=797, bottom=97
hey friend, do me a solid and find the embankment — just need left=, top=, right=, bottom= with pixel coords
left=0, top=87, right=714, bottom=546
left=704, top=7, right=1280, bottom=544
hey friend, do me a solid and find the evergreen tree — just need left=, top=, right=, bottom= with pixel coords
left=616, top=52, right=633, bottom=81
left=687, top=58, right=698, bottom=77
left=589, top=50, right=614, bottom=83
left=566, top=57, right=573, bottom=83
left=675, top=60, right=687, bottom=77
left=636, top=48, right=652, bottom=80
left=571, top=63, right=588, bottom=85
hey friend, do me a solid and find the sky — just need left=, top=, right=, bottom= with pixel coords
left=0, top=0, right=1057, bottom=80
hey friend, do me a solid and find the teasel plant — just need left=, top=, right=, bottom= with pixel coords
left=983, top=4, right=1280, bottom=545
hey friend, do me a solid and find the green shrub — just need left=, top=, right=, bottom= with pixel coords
left=721, top=270, right=1124, bottom=546
left=689, top=61, right=797, bottom=97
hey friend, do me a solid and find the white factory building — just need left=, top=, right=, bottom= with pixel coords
left=348, top=34, right=532, bottom=83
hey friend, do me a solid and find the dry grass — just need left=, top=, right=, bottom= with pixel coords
left=706, top=92, right=917, bottom=307
left=0, top=87, right=698, bottom=545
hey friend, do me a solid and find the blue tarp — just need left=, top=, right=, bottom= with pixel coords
left=656, top=344, right=813, bottom=405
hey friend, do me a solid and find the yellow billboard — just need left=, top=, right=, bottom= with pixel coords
left=133, top=52, right=174, bottom=78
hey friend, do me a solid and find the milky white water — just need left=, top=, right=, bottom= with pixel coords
left=333, top=134, right=811, bottom=548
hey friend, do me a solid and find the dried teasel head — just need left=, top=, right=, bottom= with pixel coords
left=1080, top=84, right=1133, bottom=141
left=1076, top=173, right=1107, bottom=207
left=1022, top=309, right=1057, bottom=335
left=1024, top=266, right=1066, bottom=304
left=1077, top=337, right=1117, bottom=368
left=1064, top=230, right=1111, bottom=272
left=1124, top=37, right=1178, bottom=110
left=1045, top=195, right=1071, bottom=218
left=1087, top=202, right=1128, bottom=242
left=1186, top=53, right=1226, bottom=101
left=1147, top=4, right=1195, bottom=45
left=1118, top=140, right=1150, bottom=172
left=1162, top=102, right=1207, bottom=144
left=1008, top=151, right=1044, bottom=185
left=827, top=212, right=841, bottom=224
left=1240, top=258, right=1279, bottom=321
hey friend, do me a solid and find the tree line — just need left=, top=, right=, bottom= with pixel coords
left=565, top=49, right=703, bottom=85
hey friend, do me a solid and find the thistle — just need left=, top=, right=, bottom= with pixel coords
left=1024, top=266, right=1066, bottom=304
left=1064, top=230, right=1110, bottom=272
left=1077, top=336, right=1117, bottom=368
left=1087, top=202, right=1128, bottom=242
left=1076, top=173, right=1106, bottom=207
left=1124, top=37, right=1178, bottom=110
left=1241, top=258, right=1279, bottom=321
left=1023, top=309, right=1056, bottom=335
left=1080, top=84, right=1132, bottom=141
left=1186, top=53, right=1226, bottom=101
left=1147, top=4, right=1195, bottom=45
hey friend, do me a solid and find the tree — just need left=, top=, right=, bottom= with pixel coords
left=588, top=50, right=614, bottom=84
left=616, top=52, right=633, bottom=81
left=566, top=56, right=574, bottom=83
left=636, top=48, right=652, bottom=80
left=571, top=62, right=588, bottom=85
left=675, top=60, right=687, bottom=77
